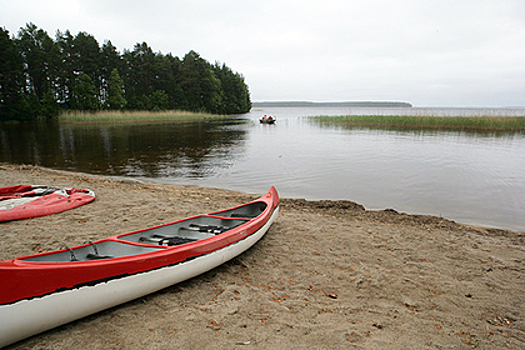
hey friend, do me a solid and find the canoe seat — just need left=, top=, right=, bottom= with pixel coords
left=85, top=241, right=114, bottom=260
left=139, top=234, right=198, bottom=245
left=181, top=223, right=231, bottom=235
left=86, top=253, right=114, bottom=260
left=163, top=237, right=197, bottom=246
left=230, top=213, right=258, bottom=218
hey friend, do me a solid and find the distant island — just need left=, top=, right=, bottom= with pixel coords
left=252, top=101, right=413, bottom=108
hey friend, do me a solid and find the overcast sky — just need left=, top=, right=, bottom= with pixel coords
left=2, top=0, right=524, bottom=107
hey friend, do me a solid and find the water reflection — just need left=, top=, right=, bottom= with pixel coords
left=0, top=120, right=249, bottom=178
left=303, top=118, right=525, bottom=232
left=1, top=107, right=524, bottom=232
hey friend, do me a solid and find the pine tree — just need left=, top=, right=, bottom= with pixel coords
left=106, top=69, right=126, bottom=110
left=71, top=73, right=100, bottom=110
left=0, top=27, right=25, bottom=121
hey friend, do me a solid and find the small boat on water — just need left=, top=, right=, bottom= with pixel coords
left=0, top=187, right=279, bottom=348
left=260, top=115, right=276, bottom=124
left=0, top=185, right=95, bottom=222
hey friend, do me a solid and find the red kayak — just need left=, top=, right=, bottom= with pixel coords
left=0, top=185, right=95, bottom=222
left=0, top=186, right=279, bottom=347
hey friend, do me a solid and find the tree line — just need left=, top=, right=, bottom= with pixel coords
left=0, top=23, right=252, bottom=122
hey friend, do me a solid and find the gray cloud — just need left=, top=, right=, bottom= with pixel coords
left=2, top=0, right=524, bottom=106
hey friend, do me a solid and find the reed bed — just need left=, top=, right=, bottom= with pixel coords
left=311, top=115, right=525, bottom=131
left=58, top=110, right=227, bottom=123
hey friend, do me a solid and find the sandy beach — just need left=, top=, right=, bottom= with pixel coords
left=1, top=164, right=524, bottom=349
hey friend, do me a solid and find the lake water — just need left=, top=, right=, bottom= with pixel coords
left=1, top=104, right=524, bottom=232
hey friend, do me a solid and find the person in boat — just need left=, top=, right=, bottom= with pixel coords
left=268, top=116, right=274, bottom=121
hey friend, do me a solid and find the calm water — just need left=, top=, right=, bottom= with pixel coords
left=1, top=105, right=524, bottom=232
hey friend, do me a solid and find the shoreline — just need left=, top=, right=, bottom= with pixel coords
left=1, top=164, right=524, bottom=349
left=57, top=110, right=230, bottom=124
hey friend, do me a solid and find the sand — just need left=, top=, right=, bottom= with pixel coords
left=1, top=164, right=524, bottom=349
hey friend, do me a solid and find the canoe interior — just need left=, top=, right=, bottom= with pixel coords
left=120, top=216, right=248, bottom=244
left=19, top=202, right=267, bottom=263
left=21, top=241, right=163, bottom=262
left=210, top=202, right=267, bottom=218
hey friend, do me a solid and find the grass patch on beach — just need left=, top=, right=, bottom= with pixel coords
left=58, top=110, right=229, bottom=124
left=311, top=115, right=525, bottom=131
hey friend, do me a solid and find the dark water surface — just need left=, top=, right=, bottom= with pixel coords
left=1, top=105, right=524, bottom=232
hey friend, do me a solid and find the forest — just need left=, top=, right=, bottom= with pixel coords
left=0, top=23, right=252, bottom=122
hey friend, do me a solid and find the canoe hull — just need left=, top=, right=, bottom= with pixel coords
left=0, top=188, right=278, bottom=348
left=0, top=185, right=95, bottom=222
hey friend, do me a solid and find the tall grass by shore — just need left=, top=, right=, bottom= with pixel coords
left=58, top=110, right=228, bottom=123
left=311, top=115, right=525, bottom=131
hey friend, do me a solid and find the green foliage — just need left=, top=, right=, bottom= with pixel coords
left=106, top=69, right=126, bottom=110
left=70, top=73, right=100, bottom=110
left=0, top=23, right=251, bottom=122
left=213, top=63, right=251, bottom=114
left=16, top=23, right=55, bottom=101
left=40, top=90, right=59, bottom=119
left=0, top=27, right=25, bottom=121
left=148, top=90, right=169, bottom=111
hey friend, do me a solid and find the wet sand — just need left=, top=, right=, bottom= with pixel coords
left=1, top=164, right=524, bottom=349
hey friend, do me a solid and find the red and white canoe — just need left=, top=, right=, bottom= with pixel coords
left=0, top=185, right=95, bottom=222
left=0, top=187, right=279, bottom=348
